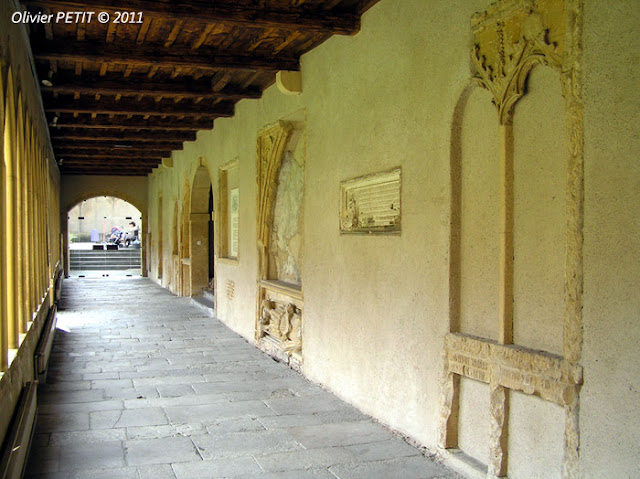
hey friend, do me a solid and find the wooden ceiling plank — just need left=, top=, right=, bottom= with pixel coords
left=191, top=24, right=216, bottom=50
left=248, top=28, right=276, bottom=52
left=34, top=41, right=300, bottom=73
left=147, top=65, right=159, bottom=79
left=106, top=22, right=117, bottom=43
left=165, top=20, right=184, bottom=48
left=43, top=7, right=53, bottom=39
left=23, top=0, right=360, bottom=36
left=77, top=22, right=86, bottom=41
left=241, top=71, right=261, bottom=89
left=273, top=31, right=302, bottom=54
left=324, top=0, right=344, bottom=10
left=211, top=71, right=232, bottom=92
left=136, top=17, right=152, bottom=45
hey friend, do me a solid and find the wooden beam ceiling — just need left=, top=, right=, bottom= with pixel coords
left=22, top=0, right=379, bottom=177
left=23, top=0, right=360, bottom=35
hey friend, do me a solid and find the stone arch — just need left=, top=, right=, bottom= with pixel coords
left=2, top=67, right=18, bottom=355
left=62, top=193, right=147, bottom=278
left=187, top=163, right=214, bottom=298
left=15, top=92, right=26, bottom=333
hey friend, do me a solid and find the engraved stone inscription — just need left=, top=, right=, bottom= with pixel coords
left=340, top=168, right=401, bottom=234
left=444, top=333, right=582, bottom=407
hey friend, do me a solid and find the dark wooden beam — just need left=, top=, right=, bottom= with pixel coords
left=51, top=129, right=196, bottom=142
left=52, top=140, right=184, bottom=150
left=23, top=0, right=360, bottom=35
left=60, top=169, right=153, bottom=177
left=57, top=154, right=164, bottom=162
left=55, top=148, right=171, bottom=158
left=51, top=116, right=213, bottom=131
left=45, top=96, right=234, bottom=117
left=41, top=73, right=262, bottom=100
left=34, top=40, right=299, bottom=73
left=59, top=159, right=159, bottom=166
left=60, top=162, right=161, bottom=169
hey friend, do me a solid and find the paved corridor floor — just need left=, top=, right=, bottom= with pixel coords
left=25, top=278, right=461, bottom=479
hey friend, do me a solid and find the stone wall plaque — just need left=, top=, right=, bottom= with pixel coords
left=340, top=168, right=401, bottom=234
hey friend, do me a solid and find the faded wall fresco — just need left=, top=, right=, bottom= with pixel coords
left=269, top=145, right=304, bottom=286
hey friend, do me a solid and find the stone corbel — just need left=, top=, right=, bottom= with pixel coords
left=276, top=70, right=302, bottom=95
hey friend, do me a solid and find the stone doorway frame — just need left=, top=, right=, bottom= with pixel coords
left=188, top=161, right=215, bottom=298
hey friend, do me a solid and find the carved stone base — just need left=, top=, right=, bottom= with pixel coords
left=258, top=335, right=303, bottom=372
left=256, top=280, right=303, bottom=371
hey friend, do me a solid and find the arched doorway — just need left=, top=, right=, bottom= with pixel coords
left=189, top=165, right=214, bottom=297
left=66, top=196, right=142, bottom=278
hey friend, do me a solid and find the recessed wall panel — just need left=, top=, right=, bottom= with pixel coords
left=459, top=87, right=500, bottom=341
left=458, top=377, right=490, bottom=466
left=508, top=391, right=565, bottom=479
left=513, top=67, right=565, bottom=355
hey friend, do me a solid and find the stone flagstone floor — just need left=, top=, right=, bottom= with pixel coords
left=25, top=277, right=461, bottom=479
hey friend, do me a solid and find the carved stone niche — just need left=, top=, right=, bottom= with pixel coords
left=257, top=281, right=303, bottom=370
left=255, top=119, right=305, bottom=370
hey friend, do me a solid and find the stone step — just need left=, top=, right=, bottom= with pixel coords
left=202, top=289, right=215, bottom=303
left=69, top=251, right=141, bottom=257
left=70, top=257, right=141, bottom=263
left=191, top=294, right=215, bottom=318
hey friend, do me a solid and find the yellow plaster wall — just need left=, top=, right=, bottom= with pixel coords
left=148, top=0, right=489, bottom=446
left=581, top=1, right=640, bottom=476
left=300, top=0, right=490, bottom=447
left=146, top=1, right=640, bottom=476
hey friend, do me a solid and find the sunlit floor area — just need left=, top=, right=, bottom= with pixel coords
left=25, top=278, right=460, bottom=479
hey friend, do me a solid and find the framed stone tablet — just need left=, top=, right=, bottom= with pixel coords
left=340, top=168, right=401, bottom=234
